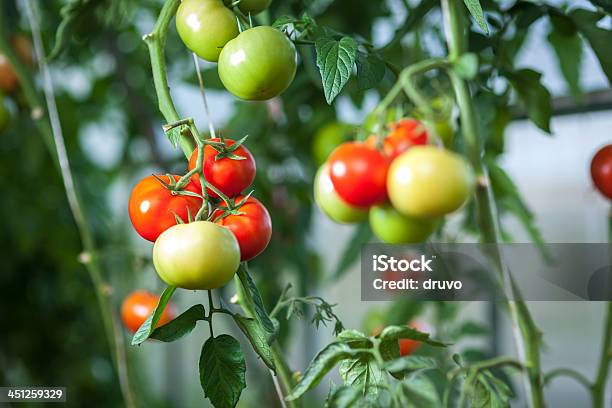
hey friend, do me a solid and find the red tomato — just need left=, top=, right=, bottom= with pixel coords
left=366, top=119, right=428, bottom=159
left=188, top=138, right=256, bottom=198
left=121, top=290, right=176, bottom=333
left=328, top=142, right=389, bottom=207
left=128, top=175, right=202, bottom=242
left=399, top=321, right=425, bottom=356
left=213, top=196, right=272, bottom=261
left=591, top=145, right=612, bottom=199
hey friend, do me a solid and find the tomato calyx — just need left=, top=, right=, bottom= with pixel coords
left=205, top=135, right=249, bottom=161
left=211, top=191, right=254, bottom=222
left=152, top=173, right=203, bottom=199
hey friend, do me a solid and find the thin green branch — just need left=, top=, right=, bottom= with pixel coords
left=544, top=368, right=592, bottom=390
left=591, top=297, right=612, bottom=407
left=20, top=0, right=137, bottom=407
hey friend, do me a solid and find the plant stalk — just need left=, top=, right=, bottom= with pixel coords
left=19, top=1, right=137, bottom=407
left=440, top=1, right=544, bottom=406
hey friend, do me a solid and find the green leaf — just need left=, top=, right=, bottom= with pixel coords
left=463, top=0, right=489, bottom=34
left=355, top=52, right=386, bottom=90
left=131, top=286, right=176, bottom=346
left=287, top=342, right=354, bottom=401
left=333, top=223, right=372, bottom=279
left=315, top=36, right=358, bottom=104
left=398, top=375, right=442, bottom=408
left=451, top=321, right=489, bottom=339
left=150, top=304, right=206, bottom=342
left=468, top=371, right=512, bottom=408
left=337, top=329, right=372, bottom=349
left=325, top=386, right=364, bottom=408
left=232, top=314, right=275, bottom=371
left=339, top=353, right=385, bottom=399
left=569, top=9, right=612, bottom=85
left=236, top=265, right=275, bottom=334
left=384, top=356, right=437, bottom=374
left=453, top=53, right=479, bottom=79
left=199, top=335, right=246, bottom=408
left=547, top=16, right=583, bottom=100
left=165, top=127, right=183, bottom=149
left=378, top=325, right=448, bottom=348
left=505, top=69, right=552, bottom=133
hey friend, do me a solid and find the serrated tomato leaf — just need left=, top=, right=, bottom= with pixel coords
left=286, top=342, right=355, bottom=401
left=199, top=335, right=246, bottom=408
left=149, top=304, right=206, bottom=342
left=131, top=286, right=176, bottom=346
left=315, top=36, right=357, bottom=104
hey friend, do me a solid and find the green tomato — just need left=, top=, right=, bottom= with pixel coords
left=312, top=122, right=351, bottom=165
left=387, top=146, right=474, bottom=217
left=218, top=26, right=297, bottom=100
left=176, top=0, right=239, bottom=62
left=237, top=0, right=271, bottom=15
left=153, top=221, right=240, bottom=290
left=314, top=163, right=368, bottom=224
left=0, top=95, right=9, bottom=131
left=369, top=204, right=439, bottom=244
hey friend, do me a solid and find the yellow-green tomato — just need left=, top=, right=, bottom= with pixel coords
left=0, top=95, right=9, bottom=131
left=369, top=204, right=438, bottom=244
left=312, top=122, right=351, bottom=165
left=153, top=221, right=240, bottom=290
left=218, top=26, right=297, bottom=100
left=314, top=163, right=368, bottom=224
left=176, top=0, right=239, bottom=62
left=387, top=146, right=474, bottom=217
left=237, top=0, right=271, bottom=14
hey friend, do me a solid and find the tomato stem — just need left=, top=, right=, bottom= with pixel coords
left=441, top=1, right=545, bottom=406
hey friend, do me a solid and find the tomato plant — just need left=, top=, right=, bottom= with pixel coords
left=591, top=144, right=612, bottom=199
left=213, top=195, right=272, bottom=261
left=121, top=290, right=176, bottom=333
left=188, top=138, right=256, bottom=198
left=328, top=142, right=389, bottom=207
left=218, top=26, right=297, bottom=100
left=314, top=163, right=368, bottom=223
left=153, top=221, right=240, bottom=290
left=175, top=0, right=239, bottom=62
left=387, top=146, right=475, bottom=217
left=128, top=175, right=202, bottom=242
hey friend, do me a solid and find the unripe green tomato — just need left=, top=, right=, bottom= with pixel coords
left=312, top=122, right=351, bottom=165
left=153, top=221, right=240, bottom=290
left=314, top=163, right=368, bottom=224
left=237, top=0, right=271, bottom=15
left=369, top=204, right=438, bottom=244
left=0, top=95, right=9, bottom=131
left=176, top=0, right=239, bottom=62
left=387, top=146, right=474, bottom=217
left=218, top=26, right=297, bottom=100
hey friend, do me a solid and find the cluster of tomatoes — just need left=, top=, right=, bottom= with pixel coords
left=123, top=138, right=271, bottom=332
left=315, top=118, right=475, bottom=244
left=0, top=35, right=34, bottom=132
left=176, top=0, right=297, bottom=101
